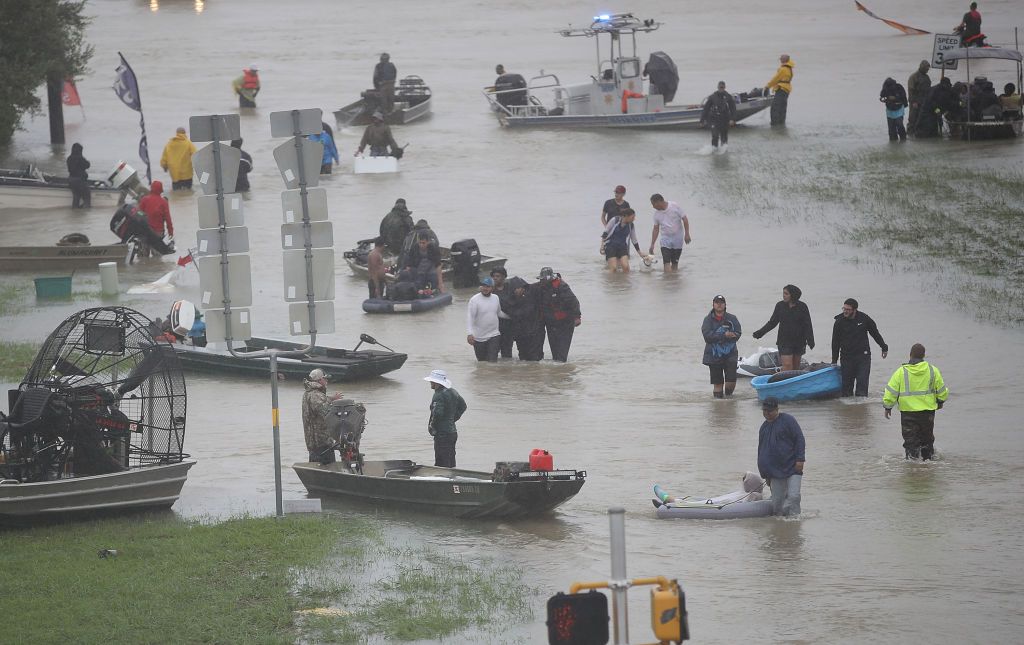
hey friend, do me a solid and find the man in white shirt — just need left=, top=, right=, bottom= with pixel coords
left=467, top=276, right=502, bottom=361
left=648, top=193, right=691, bottom=272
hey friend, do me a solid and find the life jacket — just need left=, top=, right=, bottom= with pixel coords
left=622, top=90, right=645, bottom=114
left=242, top=69, right=260, bottom=90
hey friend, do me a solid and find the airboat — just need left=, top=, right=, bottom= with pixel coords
left=481, top=13, right=773, bottom=129
left=940, top=46, right=1023, bottom=140
left=0, top=307, right=194, bottom=523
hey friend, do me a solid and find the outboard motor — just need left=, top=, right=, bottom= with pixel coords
left=327, top=399, right=366, bottom=470
left=106, top=161, right=146, bottom=200
left=495, top=73, right=527, bottom=107
left=449, top=239, right=482, bottom=288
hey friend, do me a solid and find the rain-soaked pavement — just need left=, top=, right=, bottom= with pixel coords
left=2, top=0, right=1023, bottom=642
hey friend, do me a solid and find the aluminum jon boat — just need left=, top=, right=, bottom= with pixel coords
left=334, top=75, right=432, bottom=127
left=293, top=459, right=587, bottom=519
left=482, top=13, right=772, bottom=129
left=0, top=165, right=126, bottom=210
left=750, top=365, right=842, bottom=402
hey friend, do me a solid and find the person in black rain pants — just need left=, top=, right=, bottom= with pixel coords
left=700, top=81, right=737, bottom=151
left=535, top=267, right=581, bottom=362
left=66, top=143, right=91, bottom=209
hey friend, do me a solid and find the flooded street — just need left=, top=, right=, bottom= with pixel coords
left=3, top=0, right=1024, bottom=642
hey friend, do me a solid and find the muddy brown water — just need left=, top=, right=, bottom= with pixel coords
left=2, top=0, right=1023, bottom=642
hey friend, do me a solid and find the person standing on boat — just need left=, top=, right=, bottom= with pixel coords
left=830, top=298, right=888, bottom=398
left=536, top=267, right=581, bottom=362
left=379, top=198, right=414, bottom=255
left=373, top=53, right=397, bottom=114
left=467, top=276, right=502, bottom=362
left=302, top=368, right=342, bottom=465
left=425, top=369, right=467, bottom=468
left=648, top=194, right=691, bottom=272
left=137, top=180, right=174, bottom=249
left=160, top=127, right=197, bottom=190
left=954, top=2, right=983, bottom=47
left=308, top=126, right=339, bottom=175
left=907, top=61, right=931, bottom=136
left=367, top=237, right=387, bottom=299
left=751, top=284, right=814, bottom=372
left=764, top=54, right=794, bottom=126
left=880, top=78, right=909, bottom=142
left=883, top=344, right=948, bottom=460
left=701, top=295, right=742, bottom=399
left=356, top=112, right=401, bottom=157
left=232, top=66, right=260, bottom=108
left=230, top=139, right=252, bottom=192
left=66, top=142, right=91, bottom=209
left=490, top=267, right=514, bottom=359
left=700, top=81, right=737, bottom=152
left=757, top=397, right=805, bottom=517
left=600, top=185, right=630, bottom=226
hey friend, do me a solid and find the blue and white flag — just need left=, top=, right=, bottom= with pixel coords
left=112, top=52, right=152, bottom=183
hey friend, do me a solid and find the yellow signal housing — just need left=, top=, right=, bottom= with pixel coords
left=650, top=578, right=688, bottom=642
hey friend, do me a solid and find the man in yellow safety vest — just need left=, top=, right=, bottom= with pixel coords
left=882, top=343, right=948, bottom=460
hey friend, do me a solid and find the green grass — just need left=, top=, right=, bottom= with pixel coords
left=0, top=341, right=38, bottom=381
left=0, top=282, right=29, bottom=317
left=0, top=513, right=535, bottom=644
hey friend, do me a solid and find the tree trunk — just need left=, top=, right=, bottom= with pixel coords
left=47, top=74, right=65, bottom=145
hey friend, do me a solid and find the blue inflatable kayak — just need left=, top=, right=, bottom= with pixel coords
left=362, top=292, right=453, bottom=314
left=750, top=365, right=841, bottom=402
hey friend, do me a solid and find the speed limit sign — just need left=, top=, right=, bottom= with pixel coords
left=933, top=34, right=960, bottom=70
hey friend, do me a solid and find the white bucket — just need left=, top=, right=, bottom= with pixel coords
left=98, top=261, right=119, bottom=296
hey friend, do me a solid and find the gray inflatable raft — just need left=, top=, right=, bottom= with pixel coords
left=653, top=473, right=776, bottom=519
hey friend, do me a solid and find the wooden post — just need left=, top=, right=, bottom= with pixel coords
left=47, top=73, right=65, bottom=145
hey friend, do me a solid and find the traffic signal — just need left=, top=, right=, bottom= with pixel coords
left=546, top=590, right=610, bottom=645
left=650, top=579, right=689, bottom=642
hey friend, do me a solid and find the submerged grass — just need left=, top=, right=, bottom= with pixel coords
left=1, top=513, right=534, bottom=644
left=698, top=147, right=1024, bottom=324
left=0, top=341, right=38, bottom=381
left=0, top=281, right=29, bottom=317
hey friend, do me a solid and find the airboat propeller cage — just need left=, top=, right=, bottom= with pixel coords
left=1, top=307, right=188, bottom=484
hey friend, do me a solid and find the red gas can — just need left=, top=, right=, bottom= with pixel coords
left=529, top=448, right=553, bottom=471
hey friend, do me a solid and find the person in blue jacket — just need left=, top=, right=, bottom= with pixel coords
left=309, top=127, right=340, bottom=175
left=701, top=294, right=742, bottom=398
left=757, top=397, right=805, bottom=517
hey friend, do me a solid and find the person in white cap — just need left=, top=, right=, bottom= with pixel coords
left=302, top=368, right=342, bottom=464
left=424, top=369, right=467, bottom=467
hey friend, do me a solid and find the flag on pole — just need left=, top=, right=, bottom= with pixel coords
left=61, top=78, right=82, bottom=106
left=112, top=52, right=153, bottom=183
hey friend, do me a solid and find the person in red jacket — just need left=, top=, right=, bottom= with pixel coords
left=138, top=180, right=174, bottom=242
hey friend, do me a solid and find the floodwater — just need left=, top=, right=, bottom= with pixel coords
left=2, top=0, right=1024, bottom=642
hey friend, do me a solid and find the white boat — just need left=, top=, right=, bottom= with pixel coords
left=0, top=165, right=126, bottom=210
left=653, top=474, right=774, bottom=520
left=737, top=346, right=809, bottom=378
left=481, top=13, right=772, bottom=129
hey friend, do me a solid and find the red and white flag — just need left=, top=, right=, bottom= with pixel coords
left=62, top=78, right=82, bottom=106
left=176, top=252, right=194, bottom=267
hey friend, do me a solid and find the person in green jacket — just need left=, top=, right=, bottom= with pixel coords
left=424, top=369, right=467, bottom=468
left=882, top=343, right=948, bottom=460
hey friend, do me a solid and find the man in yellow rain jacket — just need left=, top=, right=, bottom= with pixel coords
left=882, top=343, right=948, bottom=460
left=764, top=54, right=794, bottom=126
left=160, top=127, right=197, bottom=191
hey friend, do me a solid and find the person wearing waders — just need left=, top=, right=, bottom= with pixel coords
left=882, top=343, right=948, bottom=460
left=425, top=369, right=467, bottom=468
left=535, top=267, right=581, bottom=362
left=700, top=81, right=736, bottom=152
left=701, top=295, right=742, bottom=398
left=757, top=397, right=805, bottom=517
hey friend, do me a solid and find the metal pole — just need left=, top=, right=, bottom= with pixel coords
left=608, top=506, right=629, bottom=645
left=291, top=110, right=317, bottom=348
left=270, top=350, right=283, bottom=517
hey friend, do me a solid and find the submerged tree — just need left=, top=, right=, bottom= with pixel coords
left=0, top=0, right=93, bottom=145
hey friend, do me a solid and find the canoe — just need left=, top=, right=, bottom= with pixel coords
left=362, top=292, right=452, bottom=314
left=172, top=336, right=407, bottom=381
left=0, top=167, right=124, bottom=210
left=0, top=460, right=195, bottom=524
left=750, top=365, right=841, bottom=402
left=293, top=459, right=586, bottom=519
left=736, top=347, right=809, bottom=378
left=652, top=481, right=773, bottom=519
left=0, top=242, right=128, bottom=270
left=334, top=75, right=432, bottom=127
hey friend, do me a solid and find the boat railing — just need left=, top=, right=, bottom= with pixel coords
left=483, top=73, right=566, bottom=118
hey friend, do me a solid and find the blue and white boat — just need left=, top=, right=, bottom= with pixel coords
left=750, top=365, right=842, bottom=402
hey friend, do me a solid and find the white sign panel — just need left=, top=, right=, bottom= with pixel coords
left=933, top=34, right=960, bottom=70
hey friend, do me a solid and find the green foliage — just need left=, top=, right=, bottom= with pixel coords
left=0, top=0, right=94, bottom=144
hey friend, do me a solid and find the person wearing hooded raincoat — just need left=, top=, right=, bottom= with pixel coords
left=137, top=180, right=174, bottom=241
left=308, top=128, right=340, bottom=175
left=379, top=198, right=414, bottom=254
left=160, top=127, right=197, bottom=190
left=880, top=78, right=909, bottom=142
left=907, top=60, right=932, bottom=135
left=66, top=142, right=91, bottom=208
left=764, top=54, right=795, bottom=125
left=503, top=276, right=544, bottom=361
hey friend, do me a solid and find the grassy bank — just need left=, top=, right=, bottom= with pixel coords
left=0, top=282, right=28, bottom=317
left=0, top=340, right=38, bottom=381
left=696, top=147, right=1024, bottom=323
left=1, top=513, right=533, bottom=644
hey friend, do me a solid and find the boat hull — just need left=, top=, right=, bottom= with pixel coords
left=750, top=366, right=842, bottom=402
left=293, top=460, right=586, bottom=519
left=0, top=183, right=123, bottom=211
left=656, top=498, right=774, bottom=519
left=344, top=253, right=508, bottom=283
left=0, top=243, right=128, bottom=270
left=362, top=293, right=453, bottom=314
left=498, top=97, right=771, bottom=129
left=0, top=460, right=195, bottom=523
left=172, top=337, right=407, bottom=381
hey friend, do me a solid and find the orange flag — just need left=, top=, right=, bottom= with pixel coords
left=62, top=78, right=82, bottom=106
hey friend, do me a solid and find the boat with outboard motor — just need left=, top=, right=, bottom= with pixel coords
left=0, top=234, right=128, bottom=270
left=482, top=13, right=772, bottom=129
left=0, top=307, right=194, bottom=524
left=343, top=238, right=507, bottom=287
left=0, top=160, right=141, bottom=210
left=334, top=75, right=432, bottom=128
